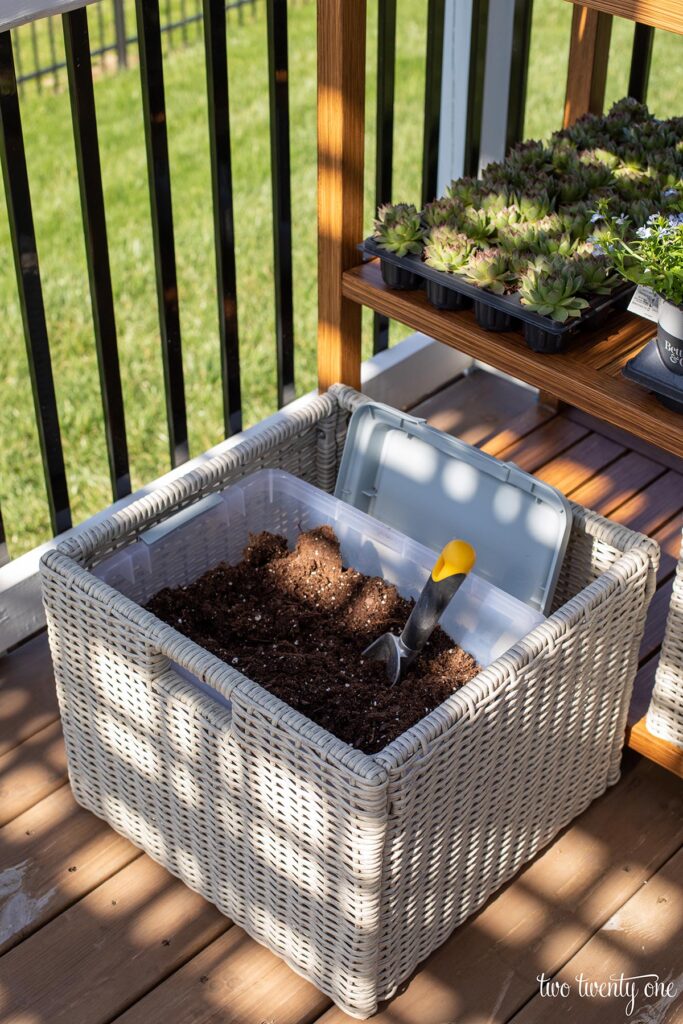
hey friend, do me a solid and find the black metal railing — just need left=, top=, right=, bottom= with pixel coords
left=13, top=0, right=257, bottom=93
left=0, top=0, right=658, bottom=562
left=63, top=6, right=131, bottom=500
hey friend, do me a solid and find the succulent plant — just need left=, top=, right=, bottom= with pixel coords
left=608, top=97, right=650, bottom=124
left=373, top=203, right=425, bottom=257
left=496, top=222, right=540, bottom=253
left=481, top=189, right=512, bottom=213
left=628, top=198, right=660, bottom=227
left=531, top=230, right=582, bottom=258
left=507, top=140, right=553, bottom=173
left=613, top=170, right=660, bottom=204
left=557, top=172, right=589, bottom=205
left=552, top=140, right=583, bottom=174
left=445, top=176, right=483, bottom=207
left=561, top=112, right=606, bottom=150
left=519, top=263, right=589, bottom=322
left=481, top=162, right=512, bottom=190
left=569, top=254, right=620, bottom=294
left=578, top=156, right=615, bottom=191
left=422, top=197, right=462, bottom=228
left=457, top=206, right=495, bottom=244
left=488, top=204, right=524, bottom=231
left=515, top=190, right=553, bottom=222
left=460, top=248, right=513, bottom=295
left=423, top=226, right=474, bottom=273
left=558, top=201, right=592, bottom=239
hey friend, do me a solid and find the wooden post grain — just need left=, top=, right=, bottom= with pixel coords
left=317, top=0, right=366, bottom=392
left=563, top=2, right=613, bottom=127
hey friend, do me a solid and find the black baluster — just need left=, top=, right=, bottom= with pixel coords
left=135, top=0, right=190, bottom=465
left=0, top=31, right=72, bottom=534
left=114, top=0, right=128, bottom=69
left=63, top=8, right=131, bottom=501
left=203, top=0, right=242, bottom=434
left=0, top=502, right=9, bottom=567
left=463, top=0, right=489, bottom=177
left=421, top=0, right=445, bottom=207
left=628, top=23, right=654, bottom=104
left=373, top=0, right=396, bottom=354
left=267, top=0, right=295, bottom=406
left=505, top=0, right=533, bottom=152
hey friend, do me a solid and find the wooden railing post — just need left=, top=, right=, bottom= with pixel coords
left=317, top=0, right=366, bottom=393
left=563, top=2, right=613, bottom=127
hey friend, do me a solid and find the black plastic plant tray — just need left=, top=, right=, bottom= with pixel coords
left=623, top=340, right=683, bottom=414
left=362, top=237, right=635, bottom=354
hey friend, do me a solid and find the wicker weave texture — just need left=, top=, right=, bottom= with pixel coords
left=647, top=526, right=683, bottom=748
left=41, top=385, right=658, bottom=1018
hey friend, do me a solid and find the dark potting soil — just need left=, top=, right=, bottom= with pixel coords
left=146, top=526, right=480, bottom=753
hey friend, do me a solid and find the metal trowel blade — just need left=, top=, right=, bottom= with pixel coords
left=362, top=632, right=404, bottom=686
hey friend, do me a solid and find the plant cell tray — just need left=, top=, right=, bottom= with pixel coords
left=362, top=237, right=634, bottom=354
left=623, top=339, right=683, bottom=414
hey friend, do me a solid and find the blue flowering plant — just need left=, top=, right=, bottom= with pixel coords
left=590, top=203, right=683, bottom=308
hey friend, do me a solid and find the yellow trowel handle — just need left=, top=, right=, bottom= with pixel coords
left=401, top=540, right=477, bottom=654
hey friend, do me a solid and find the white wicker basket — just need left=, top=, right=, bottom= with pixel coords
left=40, top=385, right=659, bottom=1019
left=647, top=527, right=683, bottom=749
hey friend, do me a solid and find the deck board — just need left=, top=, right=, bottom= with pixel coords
left=509, top=846, right=683, bottom=1023
left=0, top=856, right=230, bottom=1024
left=0, top=367, right=681, bottom=1023
left=0, top=719, right=67, bottom=827
left=114, top=926, right=330, bottom=1024
left=0, top=632, right=59, bottom=757
left=0, top=784, right=140, bottom=955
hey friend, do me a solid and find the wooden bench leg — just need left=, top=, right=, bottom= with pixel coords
left=317, top=0, right=366, bottom=392
left=563, top=3, right=612, bottom=127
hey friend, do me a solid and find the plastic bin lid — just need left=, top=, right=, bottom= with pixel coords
left=334, top=401, right=572, bottom=614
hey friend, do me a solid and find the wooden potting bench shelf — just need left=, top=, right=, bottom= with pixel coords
left=343, top=259, right=683, bottom=459
left=561, top=0, right=683, bottom=35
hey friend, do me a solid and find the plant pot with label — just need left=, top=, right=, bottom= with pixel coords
left=656, top=299, right=683, bottom=376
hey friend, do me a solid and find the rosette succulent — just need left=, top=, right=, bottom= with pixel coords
left=519, top=263, right=589, bottom=322
left=373, top=203, right=425, bottom=257
left=516, top=190, right=553, bottom=221
left=570, top=254, right=620, bottom=294
left=461, top=249, right=513, bottom=295
left=423, top=226, right=474, bottom=273
left=423, top=197, right=461, bottom=228
left=507, top=140, right=553, bottom=173
left=481, top=189, right=512, bottom=213
left=557, top=171, right=589, bottom=205
left=460, top=206, right=496, bottom=244
left=531, top=231, right=582, bottom=258
left=488, top=204, right=524, bottom=231
left=558, top=201, right=592, bottom=239
left=496, top=221, right=541, bottom=252
left=445, top=176, right=482, bottom=207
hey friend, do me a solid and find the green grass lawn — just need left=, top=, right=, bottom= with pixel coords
left=1, top=0, right=681, bottom=557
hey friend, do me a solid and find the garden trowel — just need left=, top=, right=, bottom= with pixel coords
left=363, top=539, right=476, bottom=686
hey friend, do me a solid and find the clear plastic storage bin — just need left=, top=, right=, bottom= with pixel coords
left=94, top=468, right=543, bottom=690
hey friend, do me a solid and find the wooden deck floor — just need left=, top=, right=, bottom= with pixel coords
left=1, top=369, right=682, bottom=1023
